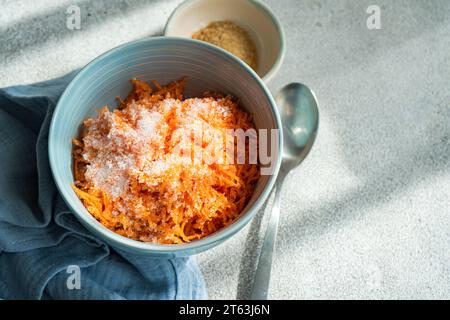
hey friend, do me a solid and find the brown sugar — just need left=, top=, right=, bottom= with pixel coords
left=192, top=21, right=258, bottom=71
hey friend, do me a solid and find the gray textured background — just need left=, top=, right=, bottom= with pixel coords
left=1, top=0, right=449, bottom=299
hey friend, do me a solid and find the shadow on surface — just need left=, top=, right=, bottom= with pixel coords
left=0, top=0, right=174, bottom=59
left=283, top=118, right=450, bottom=253
left=235, top=95, right=449, bottom=298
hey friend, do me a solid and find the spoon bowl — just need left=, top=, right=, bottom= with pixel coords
left=276, top=83, right=319, bottom=173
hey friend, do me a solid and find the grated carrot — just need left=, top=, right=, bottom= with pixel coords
left=72, top=78, right=259, bottom=244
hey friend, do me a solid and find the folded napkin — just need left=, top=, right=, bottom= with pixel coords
left=0, top=72, right=206, bottom=300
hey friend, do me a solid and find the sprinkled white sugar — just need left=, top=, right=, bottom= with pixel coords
left=81, top=98, right=233, bottom=200
left=136, top=108, right=163, bottom=142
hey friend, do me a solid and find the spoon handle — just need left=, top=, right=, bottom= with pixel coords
left=250, top=175, right=285, bottom=300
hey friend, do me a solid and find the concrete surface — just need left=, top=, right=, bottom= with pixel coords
left=1, top=0, right=449, bottom=299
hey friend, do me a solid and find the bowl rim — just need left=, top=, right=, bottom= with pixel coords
left=163, top=0, right=286, bottom=82
left=48, top=36, right=283, bottom=254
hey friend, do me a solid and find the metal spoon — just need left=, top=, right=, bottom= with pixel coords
left=250, top=83, right=319, bottom=300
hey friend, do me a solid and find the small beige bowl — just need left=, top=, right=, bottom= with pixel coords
left=164, top=0, right=285, bottom=82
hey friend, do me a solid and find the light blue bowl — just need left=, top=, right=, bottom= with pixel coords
left=49, top=37, right=282, bottom=257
